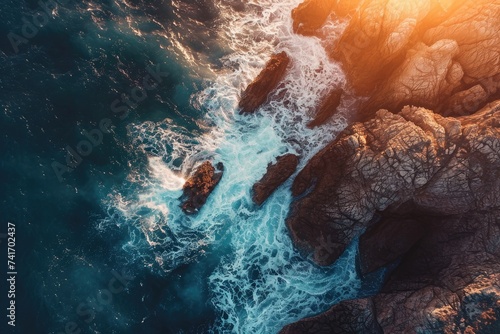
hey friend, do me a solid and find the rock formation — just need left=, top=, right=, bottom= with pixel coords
left=180, top=161, right=223, bottom=214
left=252, top=154, right=299, bottom=205
left=282, top=101, right=500, bottom=332
left=239, top=52, right=290, bottom=114
left=289, top=101, right=500, bottom=264
left=291, top=0, right=361, bottom=35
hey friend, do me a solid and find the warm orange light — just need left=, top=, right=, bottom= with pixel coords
left=437, top=0, right=455, bottom=11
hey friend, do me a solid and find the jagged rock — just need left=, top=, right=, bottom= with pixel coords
left=326, top=0, right=499, bottom=118
left=238, top=52, right=290, bottom=114
left=288, top=101, right=500, bottom=265
left=282, top=1, right=500, bottom=121
left=180, top=161, right=223, bottom=214
left=332, top=0, right=440, bottom=94
left=307, top=88, right=343, bottom=128
left=422, top=0, right=500, bottom=86
left=281, top=1, right=500, bottom=332
left=359, top=39, right=464, bottom=120
left=252, top=154, right=299, bottom=205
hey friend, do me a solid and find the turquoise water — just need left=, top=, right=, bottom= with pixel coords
left=0, top=0, right=372, bottom=333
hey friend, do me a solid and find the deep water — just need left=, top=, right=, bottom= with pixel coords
left=1, top=1, right=375, bottom=333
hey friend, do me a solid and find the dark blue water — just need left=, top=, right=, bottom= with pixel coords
left=1, top=1, right=375, bottom=333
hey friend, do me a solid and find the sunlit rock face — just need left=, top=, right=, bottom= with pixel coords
left=238, top=52, right=290, bottom=114
left=333, top=0, right=436, bottom=93
left=292, top=0, right=362, bottom=33
left=293, top=0, right=500, bottom=119
left=361, top=0, right=500, bottom=117
left=360, top=39, right=464, bottom=119
left=423, top=0, right=500, bottom=86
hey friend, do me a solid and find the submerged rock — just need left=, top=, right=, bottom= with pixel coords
left=307, top=88, right=343, bottom=128
left=180, top=161, right=224, bottom=214
left=252, top=154, right=299, bottom=205
left=238, top=52, right=290, bottom=114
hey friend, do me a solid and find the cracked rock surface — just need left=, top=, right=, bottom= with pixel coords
left=282, top=211, right=500, bottom=333
left=281, top=0, right=500, bottom=332
left=292, top=0, right=500, bottom=119
left=283, top=101, right=500, bottom=332
left=288, top=101, right=500, bottom=265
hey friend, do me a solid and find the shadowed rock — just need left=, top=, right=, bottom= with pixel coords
left=252, top=154, right=299, bottom=205
left=307, top=88, right=343, bottom=128
left=358, top=215, right=428, bottom=275
left=180, top=161, right=223, bottom=214
left=282, top=212, right=500, bottom=333
left=238, top=52, right=290, bottom=114
left=280, top=299, right=383, bottom=334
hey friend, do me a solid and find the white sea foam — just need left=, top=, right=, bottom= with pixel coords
left=102, top=0, right=362, bottom=332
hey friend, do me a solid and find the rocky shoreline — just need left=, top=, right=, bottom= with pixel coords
left=181, top=0, right=500, bottom=331
left=280, top=0, right=500, bottom=332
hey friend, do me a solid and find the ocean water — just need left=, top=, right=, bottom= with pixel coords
left=1, top=1, right=374, bottom=333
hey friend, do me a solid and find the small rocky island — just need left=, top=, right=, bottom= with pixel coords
left=180, top=161, right=224, bottom=214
